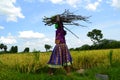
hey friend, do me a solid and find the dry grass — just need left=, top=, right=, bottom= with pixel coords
left=0, top=49, right=120, bottom=73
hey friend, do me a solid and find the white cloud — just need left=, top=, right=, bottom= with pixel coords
left=43, top=38, right=51, bottom=42
left=85, top=0, right=102, bottom=11
left=50, top=0, right=63, bottom=4
left=24, top=0, right=104, bottom=9
left=31, top=0, right=81, bottom=7
left=18, top=37, right=54, bottom=52
left=0, top=0, right=25, bottom=22
left=0, top=34, right=17, bottom=44
left=66, top=0, right=81, bottom=8
left=49, top=0, right=81, bottom=7
left=111, top=0, right=120, bottom=9
left=39, top=0, right=101, bottom=9
left=0, top=26, right=4, bottom=30
left=24, top=0, right=45, bottom=3
left=66, top=37, right=92, bottom=49
left=19, top=30, right=45, bottom=39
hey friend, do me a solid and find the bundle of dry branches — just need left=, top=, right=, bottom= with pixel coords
left=43, top=10, right=90, bottom=26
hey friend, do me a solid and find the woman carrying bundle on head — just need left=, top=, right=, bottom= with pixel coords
left=47, top=15, right=72, bottom=75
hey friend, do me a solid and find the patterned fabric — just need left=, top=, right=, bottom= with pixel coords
left=48, top=22, right=72, bottom=68
left=48, top=44, right=72, bottom=68
left=55, top=27, right=66, bottom=44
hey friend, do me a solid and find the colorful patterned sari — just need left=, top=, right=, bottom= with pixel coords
left=48, top=25, right=72, bottom=68
left=48, top=44, right=72, bottom=68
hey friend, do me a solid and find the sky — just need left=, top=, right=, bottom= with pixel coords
left=0, top=0, right=120, bottom=52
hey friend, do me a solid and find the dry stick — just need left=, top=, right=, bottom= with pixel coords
left=64, top=27, right=79, bottom=39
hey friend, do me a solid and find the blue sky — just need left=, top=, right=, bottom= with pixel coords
left=0, top=0, right=120, bottom=52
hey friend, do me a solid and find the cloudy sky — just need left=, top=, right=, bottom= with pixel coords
left=0, top=0, right=120, bottom=52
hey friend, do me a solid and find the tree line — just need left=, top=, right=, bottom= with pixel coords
left=0, top=44, right=52, bottom=53
left=0, top=29, right=120, bottom=53
left=70, top=29, right=120, bottom=51
left=0, top=44, right=19, bottom=53
left=71, top=39, right=120, bottom=51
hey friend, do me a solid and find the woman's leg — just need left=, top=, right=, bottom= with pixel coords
left=64, top=66, right=71, bottom=75
left=48, top=68, right=54, bottom=75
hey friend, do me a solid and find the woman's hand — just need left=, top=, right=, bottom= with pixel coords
left=55, top=40, right=60, bottom=44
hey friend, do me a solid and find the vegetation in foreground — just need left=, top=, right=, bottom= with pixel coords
left=0, top=49, right=120, bottom=80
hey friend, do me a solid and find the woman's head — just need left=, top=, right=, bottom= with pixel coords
left=55, top=22, right=64, bottom=29
left=54, top=16, right=64, bottom=29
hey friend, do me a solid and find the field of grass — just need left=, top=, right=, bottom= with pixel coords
left=0, top=49, right=120, bottom=80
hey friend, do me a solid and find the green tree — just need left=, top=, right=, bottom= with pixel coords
left=23, top=47, right=29, bottom=53
left=80, top=44, right=90, bottom=50
left=44, top=44, right=52, bottom=52
left=69, top=48, right=75, bottom=51
left=10, top=46, right=14, bottom=53
left=87, top=29, right=103, bottom=45
left=32, top=49, right=40, bottom=53
left=3, top=45, right=7, bottom=52
left=0, top=43, right=7, bottom=52
left=0, top=43, right=4, bottom=50
left=10, top=46, right=18, bottom=53
left=14, top=46, right=18, bottom=53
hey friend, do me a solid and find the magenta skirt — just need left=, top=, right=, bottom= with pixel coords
left=48, top=44, right=72, bottom=68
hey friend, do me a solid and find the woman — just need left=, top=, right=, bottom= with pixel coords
left=48, top=16, right=72, bottom=75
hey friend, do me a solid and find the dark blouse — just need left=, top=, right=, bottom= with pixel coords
left=55, top=28, right=66, bottom=44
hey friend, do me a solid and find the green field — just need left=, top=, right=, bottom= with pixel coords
left=0, top=49, right=120, bottom=80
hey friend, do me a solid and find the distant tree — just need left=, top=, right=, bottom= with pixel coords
left=90, top=39, right=120, bottom=49
left=75, top=47, right=81, bottom=51
left=98, top=39, right=110, bottom=49
left=87, top=29, right=103, bottom=45
left=9, top=46, right=18, bottom=53
left=3, top=45, right=7, bottom=52
left=106, top=39, right=120, bottom=49
left=10, top=46, right=14, bottom=53
left=80, top=44, right=90, bottom=50
left=14, top=46, right=18, bottom=53
left=69, top=48, right=75, bottom=51
left=32, top=49, right=40, bottom=53
left=0, top=43, right=8, bottom=53
left=23, top=47, right=29, bottom=53
left=0, top=43, right=4, bottom=50
left=44, top=44, right=52, bottom=52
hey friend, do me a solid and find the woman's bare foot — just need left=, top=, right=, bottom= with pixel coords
left=48, top=72, right=53, bottom=76
left=66, top=72, right=71, bottom=76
